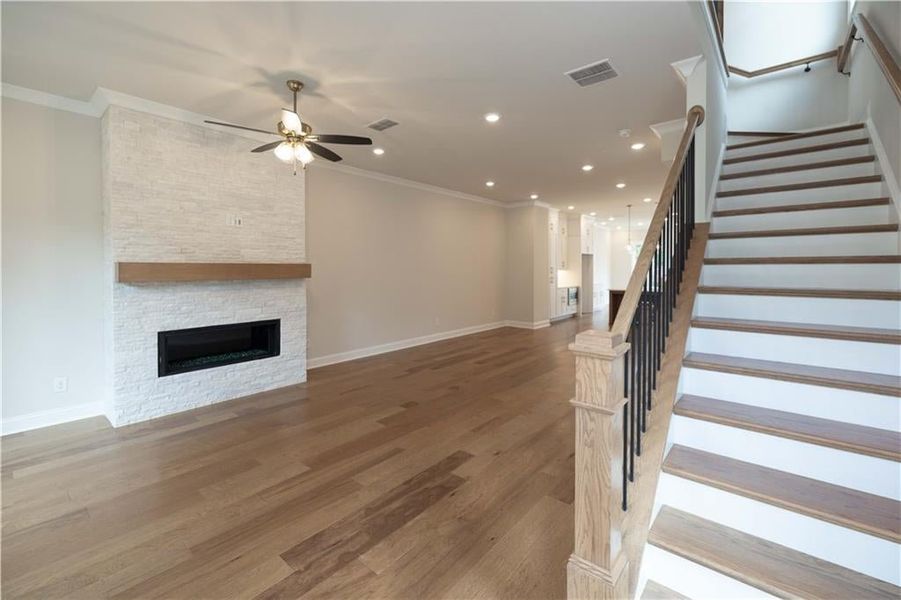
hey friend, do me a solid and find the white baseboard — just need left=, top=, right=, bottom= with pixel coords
left=307, top=319, right=555, bottom=369
left=2, top=402, right=106, bottom=436
left=865, top=116, right=901, bottom=219
left=505, top=319, right=551, bottom=330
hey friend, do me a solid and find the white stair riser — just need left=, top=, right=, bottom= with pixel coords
left=705, top=231, right=901, bottom=257
left=710, top=204, right=894, bottom=233
left=721, top=143, right=873, bottom=175
left=716, top=182, right=885, bottom=210
left=680, top=369, right=900, bottom=430
left=724, top=129, right=868, bottom=159
left=687, top=328, right=901, bottom=375
left=669, top=415, right=900, bottom=499
left=655, top=474, right=901, bottom=586
left=700, top=262, right=901, bottom=289
left=639, top=545, right=776, bottom=600
left=694, top=294, right=901, bottom=329
left=718, top=161, right=878, bottom=192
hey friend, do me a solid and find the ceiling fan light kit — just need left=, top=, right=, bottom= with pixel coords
left=204, top=79, right=373, bottom=175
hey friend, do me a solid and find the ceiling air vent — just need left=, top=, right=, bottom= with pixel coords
left=565, top=59, right=618, bottom=87
left=367, top=118, right=399, bottom=131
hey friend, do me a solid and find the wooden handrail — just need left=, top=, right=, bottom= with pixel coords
left=729, top=50, right=838, bottom=78
left=838, top=13, right=901, bottom=103
left=609, top=105, right=705, bottom=344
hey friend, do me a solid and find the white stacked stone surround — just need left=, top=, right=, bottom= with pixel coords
left=102, top=105, right=306, bottom=426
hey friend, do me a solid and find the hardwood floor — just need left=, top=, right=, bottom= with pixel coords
left=1, top=313, right=604, bottom=599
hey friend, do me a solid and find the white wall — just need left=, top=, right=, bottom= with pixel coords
left=305, top=166, right=507, bottom=364
left=2, top=99, right=104, bottom=430
left=727, top=64, right=849, bottom=132
left=847, top=0, right=901, bottom=206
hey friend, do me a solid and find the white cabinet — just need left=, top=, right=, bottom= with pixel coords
left=580, top=215, right=595, bottom=254
left=558, top=218, right=568, bottom=270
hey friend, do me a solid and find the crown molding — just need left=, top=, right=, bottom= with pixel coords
left=2, top=82, right=510, bottom=209
left=671, top=55, right=703, bottom=85
left=2, top=83, right=102, bottom=117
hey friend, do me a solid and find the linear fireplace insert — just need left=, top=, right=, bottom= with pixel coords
left=158, top=319, right=280, bottom=377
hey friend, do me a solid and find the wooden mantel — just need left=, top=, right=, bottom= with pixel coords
left=116, top=262, right=312, bottom=283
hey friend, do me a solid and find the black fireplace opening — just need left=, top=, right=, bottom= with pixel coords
left=158, top=319, right=280, bottom=377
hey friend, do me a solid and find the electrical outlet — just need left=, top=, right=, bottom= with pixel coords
left=225, top=214, right=244, bottom=227
left=53, top=377, right=68, bottom=393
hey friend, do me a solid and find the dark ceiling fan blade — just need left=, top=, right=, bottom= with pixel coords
left=306, top=142, right=342, bottom=162
left=312, top=134, right=372, bottom=145
left=251, top=141, right=283, bottom=153
left=204, top=120, right=279, bottom=136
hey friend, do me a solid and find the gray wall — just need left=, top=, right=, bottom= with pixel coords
left=2, top=98, right=104, bottom=424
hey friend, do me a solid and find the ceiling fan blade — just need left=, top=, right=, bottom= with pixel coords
left=251, top=141, right=283, bottom=153
left=312, top=134, right=372, bottom=145
left=306, top=142, right=342, bottom=162
left=204, top=120, right=279, bottom=136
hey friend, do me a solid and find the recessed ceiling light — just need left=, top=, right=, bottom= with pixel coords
left=643, top=197, right=653, bottom=203
left=616, top=182, right=626, bottom=189
left=581, top=164, right=594, bottom=172
left=484, top=112, right=501, bottom=123
left=567, top=205, right=575, bottom=210
left=618, top=128, right=632, bottom=138
left=637, top=221, right=644, bottom=226
left=630, top=142, right=646, bottom=151
left=589, top=212, right=597, bottom=216
left=616, top=226, right=622, bottom=230
left=600, top=222, right=607, bottom=226
left=608, top=216, right=615, bottom=221
left=530, top=194, right=539, bottom=200
left=372, top=147, right=385, bottom=155
left=485, top=181, right=495, bottom=187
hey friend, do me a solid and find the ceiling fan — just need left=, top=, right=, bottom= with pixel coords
left=204, top=79, right=372, bottom=174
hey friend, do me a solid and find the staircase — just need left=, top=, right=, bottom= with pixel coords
left=638, top=123, right=901, bottom=599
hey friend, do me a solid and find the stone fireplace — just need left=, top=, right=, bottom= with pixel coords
left=102, top=105, right=307, bottom=426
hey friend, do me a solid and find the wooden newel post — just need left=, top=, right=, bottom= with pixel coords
left=567, top=329, right=630, bottom=600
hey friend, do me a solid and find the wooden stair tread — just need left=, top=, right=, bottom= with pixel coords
left=698, top=286, right=901, bottom=301
left=726, top=123, right=865, bottom=151
left=641, top=580, right=690, bottom=600
left=723, top=138, right=870, bottom=165
left=704, top=255, right=901, bottom=265
left=717, top=175, right=882, bottom=198
left=712, top=197, right=889, bottom=217
left=664, top=445, right=901, bottom=542
left=708, top=223, right=899, bottom=239
left=691, top=317, right=901, bottom=344
left=720, top=155, right=876, bottom=180
left=729, top=130, right=795, bottom=138
left=649, top=506, right=901, bottom=599
left=682, top=352, right=901, bottom=398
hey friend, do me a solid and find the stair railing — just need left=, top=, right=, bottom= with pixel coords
left=838, top=13, right=901, bottom=103
left=567, top=105, right=704, bottom=600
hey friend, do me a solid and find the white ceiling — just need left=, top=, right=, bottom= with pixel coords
left=2, top=2, right=701, bottom=221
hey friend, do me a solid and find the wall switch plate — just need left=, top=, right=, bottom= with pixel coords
left=53, top=376, right=68, bottom=393
left=225, top=214, right=244, bottom=227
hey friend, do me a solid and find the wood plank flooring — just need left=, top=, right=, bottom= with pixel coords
left=1, top=314, right=603, bottom=599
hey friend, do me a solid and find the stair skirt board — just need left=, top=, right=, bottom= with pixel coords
left=694, top=294, right=901, bottom=329
left=686, top=328, right=901, bottom=376
left=652, top=475, right=901, bottom=586
left=667, top=416, right=900, bottom=500
left=639, top=545, right=776, bottom=600
left=699, top=262, right=901, bottom=290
